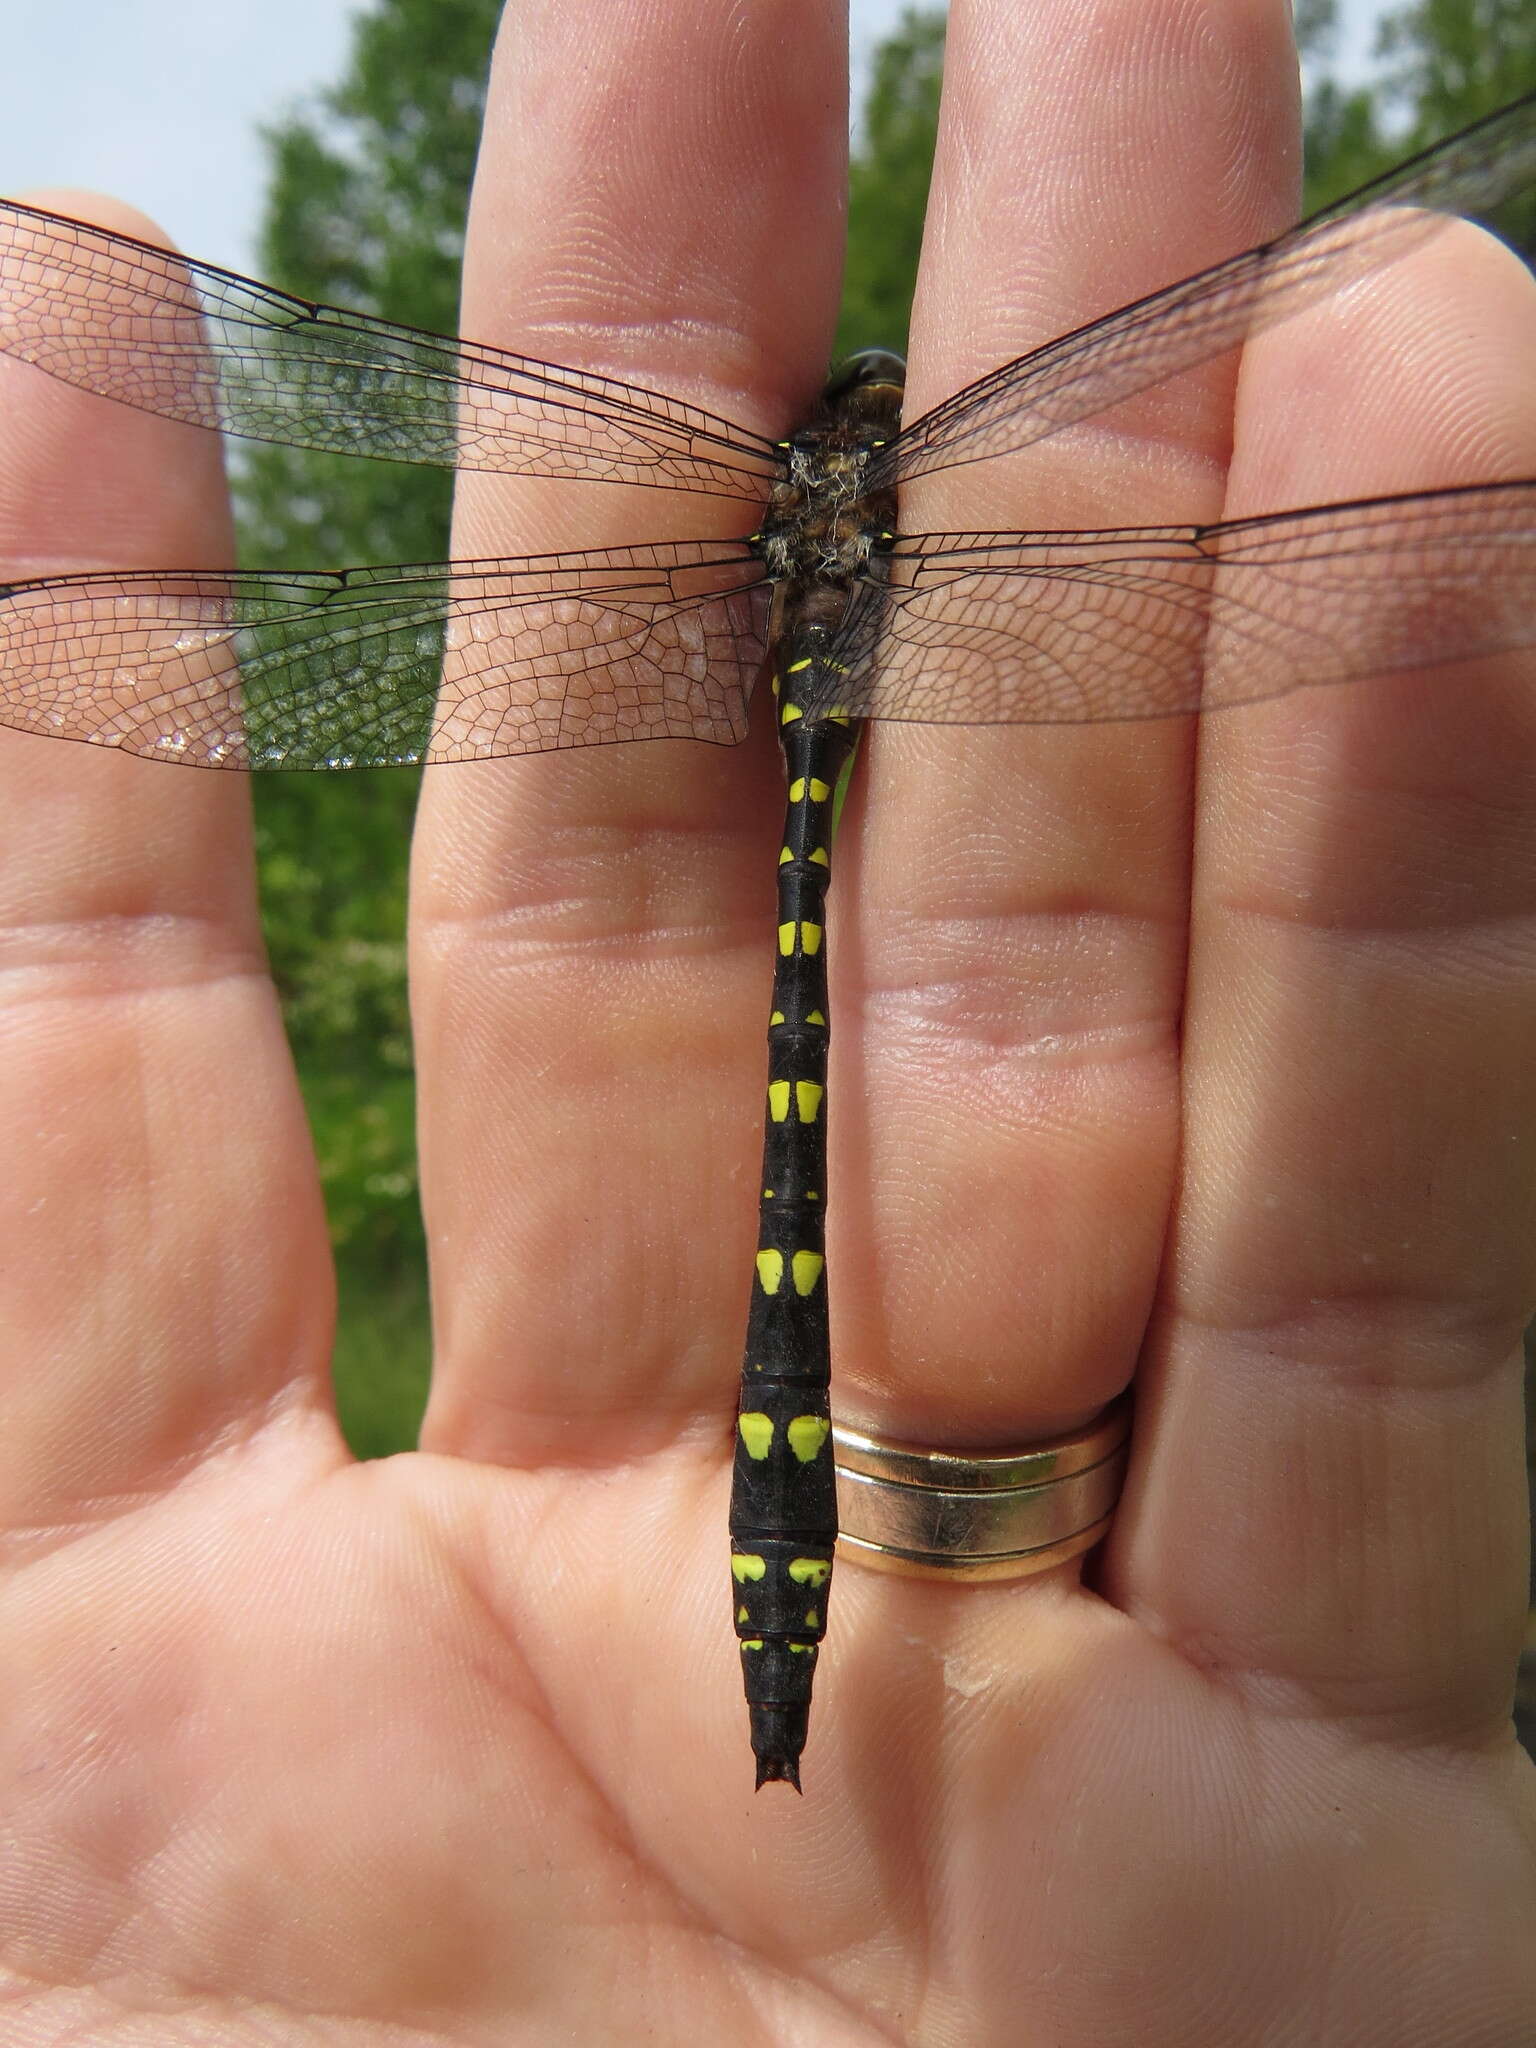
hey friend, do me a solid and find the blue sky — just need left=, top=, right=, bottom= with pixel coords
left=1, top=2, right=1391, bottom=278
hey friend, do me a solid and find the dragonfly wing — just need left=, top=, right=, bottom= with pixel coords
left=881, top=94, right=1536, bottom=487
left=0, top=543, right=769, bottom=769
left=812, top=483, right=1536, bottom=726
left=0, top=201, right=777, bottom=501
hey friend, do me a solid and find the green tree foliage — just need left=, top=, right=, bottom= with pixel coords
left=1377, top=0, right=1536, bottom=127
left=838, top=8, right=945, bottom=356
left=1297, top=2, right=1392, bottom=209
left=1301, top=0, right=1535, bottom=211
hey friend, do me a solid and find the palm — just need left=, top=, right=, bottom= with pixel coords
left=4, top=2, right=1534, bottom=2042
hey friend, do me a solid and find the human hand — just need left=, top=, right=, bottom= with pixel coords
left=3, top=2, right=1534, bottom=2040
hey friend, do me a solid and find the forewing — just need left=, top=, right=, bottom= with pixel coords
left=0, top=201, right=777, bottom=500
left=812, top=483, right=1536, bottom=725
left=0, top=542, right=768, bottom=769
left=881, top=94, right=1536, bottom=487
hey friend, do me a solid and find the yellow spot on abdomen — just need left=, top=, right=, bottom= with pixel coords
left=732, top=1553, right=767, bottom=1583
left=809, top=777, right=830, bottom=802
left=796, top=1081, right=823, bottom=1123
left=737, top=1605, right=750, bottom=1624
left=738, top=1414, right=774, bottom=1460
left=807, top=1009, right=826, bottom=1026
left=788, top=1642, right=817, bottom=1656
left=778, top=922, right=795, bottom=956
left=788, top=1556, right=831, bottom=1587
left=786, top=1417, right=830, bottom=1464
left=756, top=1251, right=785, bottom=1295
left=778, top=845, right=792, bottom=865
left=781, top=702, right=803, bottom=725
left=787, top=657, right=812, bottom=674
left=810, top=846, right=829, bottom=867
left=791, top=1251, right=824, bottom=1296
left=768, top=1081, right=790, bottom=1123
left=770, top=1010, right=785, bottom=1025
left=800, top=922, right=822, bottom=956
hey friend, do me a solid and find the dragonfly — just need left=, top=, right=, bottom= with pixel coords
left=1, top=93, right=1534, bottom=1791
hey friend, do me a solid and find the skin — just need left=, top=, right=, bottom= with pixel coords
left=1, top=0, right=1534, bottom=2039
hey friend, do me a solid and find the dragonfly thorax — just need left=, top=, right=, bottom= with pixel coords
left=753, top=355, right=904, bottom=593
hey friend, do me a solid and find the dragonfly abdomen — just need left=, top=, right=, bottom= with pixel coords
left=729, top=637, right=860, bottom=1791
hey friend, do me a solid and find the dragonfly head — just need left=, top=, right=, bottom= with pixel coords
left=824, top=348, right=907, bottom=400
left=796, top=349, right=905, bottom=456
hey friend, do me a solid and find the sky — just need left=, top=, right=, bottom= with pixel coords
left=1, top=1, right=1392, bottom=280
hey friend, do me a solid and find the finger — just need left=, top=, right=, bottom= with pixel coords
left=1119, top=221, right=1536, bottom=1739
left=413, top=2, right=850, bottom=1460
left=0, top=195, right=337, bottom=1539
left=840, top=0, right=1301, bottom=1443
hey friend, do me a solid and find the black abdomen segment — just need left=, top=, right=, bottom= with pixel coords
left=729, top=637, right=857, bottom=1790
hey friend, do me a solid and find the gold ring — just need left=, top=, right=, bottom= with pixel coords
left=833, top=1395, right=1130, bottom=1582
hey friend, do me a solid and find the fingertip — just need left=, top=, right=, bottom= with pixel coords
left=0, top=186, right=233, bottom=577
left=8, top=187, right=184, bottom=254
